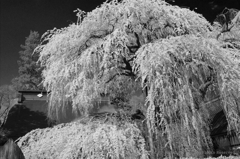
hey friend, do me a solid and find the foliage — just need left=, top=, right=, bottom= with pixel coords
left=0, top=85, right=17, bottom=128
left=18, top=116, right=148, bottom=159
left=37, top=0, right=211, bottom=120
left=0, top=128, right=10, bottom=144
left=0, top=85, right=17, bottom=109
left=12, top=31, right=42, bottom=90
left=212, top=8, right=240, bottom=48
left=133, top=34, right=240, bottom=157
left=36, top=0, right=240, bottom=158
left=186, top=157, right=240, bottom=159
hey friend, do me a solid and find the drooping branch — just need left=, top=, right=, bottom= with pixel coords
left=105, top=56, right=136, bottom=84
left=105, top=71, right=135, bottom=84
left=199, top=78, right=213, bottom=99
left=215, top=8, right=240, bottom=39
left=121, top=57, right=135, bottom=76
left=78, top=24, right=115, bottom=55
left=106, top=73, right=119, bottom=84
left=126, top=32, right=141, bottom=53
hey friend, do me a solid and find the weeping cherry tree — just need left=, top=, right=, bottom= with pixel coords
left=35, top=0, right=240, bottom=158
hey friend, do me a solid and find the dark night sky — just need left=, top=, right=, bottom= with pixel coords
left=0, top=0, right=239, bottom=86
left=0, top=0, right=105, bottom=86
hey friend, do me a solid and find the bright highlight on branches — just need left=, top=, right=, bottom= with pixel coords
left=34, top=0, right=240, bottom=158
left=18, top=117, right=148, bottom=159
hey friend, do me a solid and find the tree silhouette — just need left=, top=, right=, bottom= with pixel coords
left=12, top=31, right=43, bottom=91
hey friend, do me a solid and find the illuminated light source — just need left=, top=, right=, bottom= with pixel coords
left=37, top=93, right=43, bottom=98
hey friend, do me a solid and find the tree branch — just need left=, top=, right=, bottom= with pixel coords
left=106, top=73, right=119, bottom=83
left=199, top=67, right=215, bottom=99
left=105, top=71, right=135, bottom=84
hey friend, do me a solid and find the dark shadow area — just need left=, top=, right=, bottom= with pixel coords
left=211, top=110, right=228, bottom=137
left=2, top=104, right=49, bottom=141
left=210, top=110, right=240, bottom=157
left=0, top=138, right=25, bottom=159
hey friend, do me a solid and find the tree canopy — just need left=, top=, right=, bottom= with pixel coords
left=12, top=31, right=42, bottom=91
left=36, top=0, right=240, bottom=158
left=0, top=85, right=17, bottom=127
left=37, top=0, right=211, bottom=118
left=0, top=85, right=17, bottom=109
